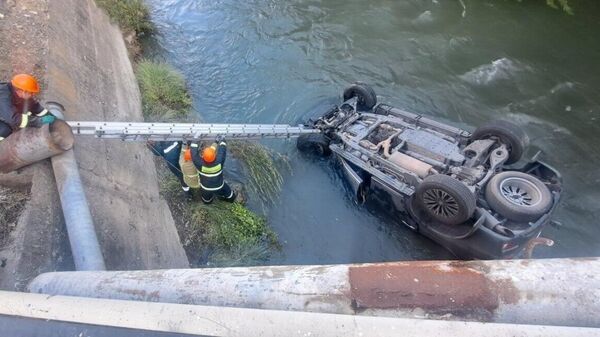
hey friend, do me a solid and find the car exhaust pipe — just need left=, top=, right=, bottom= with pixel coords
left=0, top=120, right=74, bottom=173
left=340, top=158, right=368, bottom=204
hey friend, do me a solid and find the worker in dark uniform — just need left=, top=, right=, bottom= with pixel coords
left=191, top=136, right=236, bottom=204
left=147, top=140, right=191, bottom=197
left=0, top=74, right=56, bottom=142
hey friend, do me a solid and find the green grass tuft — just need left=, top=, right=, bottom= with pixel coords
left=136, top=60, right=193, bottom=121
left=95, top=0, right=154, bottom=35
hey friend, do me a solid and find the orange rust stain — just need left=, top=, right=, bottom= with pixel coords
left=348, top=262, right=518, bottom=318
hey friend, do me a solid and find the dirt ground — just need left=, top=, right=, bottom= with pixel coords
left=0, top=186, right=29, bottom=249
left=0, top=0, right=51, bottom=285
left=0, top=0, right=48, bottom=83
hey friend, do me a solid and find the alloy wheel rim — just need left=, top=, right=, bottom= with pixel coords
left=499, top=177, right=542, bottom=207
left=423, top=188, right=459, bottom=219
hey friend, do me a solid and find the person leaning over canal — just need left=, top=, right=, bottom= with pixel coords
left=146, top=140, right=192, bottom=198
left=0, top=74, right=56, bottom=142
left=191, top=136, right=236, bottom=204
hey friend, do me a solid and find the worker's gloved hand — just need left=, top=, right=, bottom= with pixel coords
left=215, top=135, right=225, bottom=143
left=40, top=115, right=56, bottom=124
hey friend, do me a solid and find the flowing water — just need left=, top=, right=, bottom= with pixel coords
left=146, top=0, right=600, bottom=262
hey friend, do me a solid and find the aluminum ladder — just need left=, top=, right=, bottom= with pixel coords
left=67, top=121, right=320, bottom=142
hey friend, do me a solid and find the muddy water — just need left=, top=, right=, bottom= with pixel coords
left=146, top=0, right=600, bottom=262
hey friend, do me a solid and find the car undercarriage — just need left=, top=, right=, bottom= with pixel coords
left=298, top=83, right=562, bottom=259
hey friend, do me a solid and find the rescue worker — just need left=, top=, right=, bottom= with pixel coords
left=0, top=74, right=55, bottom=142
left=191, top=136, right=236, bottom=204
left=147, top=140, right=192, bottom=197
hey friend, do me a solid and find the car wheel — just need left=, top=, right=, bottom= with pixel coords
left=485, top=171, right=552, bottom=222
left=343, top=82, right=377, bottom=111
left=297, top=133, right=331, bottom=156
left=470, top=120, right=529, bottom=164
left=415, top=175, right=476, bottom=226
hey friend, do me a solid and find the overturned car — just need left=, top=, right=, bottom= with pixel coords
left=298, top=83, right=562, bottom=259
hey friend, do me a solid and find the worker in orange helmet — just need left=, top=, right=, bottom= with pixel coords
left=0, top=74, right=56, bottom=142
left=191, top=135, right=236, bottom=204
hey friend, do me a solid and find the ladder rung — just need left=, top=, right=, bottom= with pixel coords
left=67, top=121, right=319, bottom=141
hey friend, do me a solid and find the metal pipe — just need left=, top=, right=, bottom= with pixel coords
left=28, top=258, right=600, bottom=327
left=48, top=103, right=106, bottom=271
left=0, top=120, right=74, bottom=173
left=2, top=290, right=598, bottom=336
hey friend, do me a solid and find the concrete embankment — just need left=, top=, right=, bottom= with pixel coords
left=0, top=0, right=188, bottom=290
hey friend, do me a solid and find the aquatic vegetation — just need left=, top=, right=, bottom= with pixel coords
left=95, top=0, right=154, bottom=35
left=229, top=141, right=290, bottom=206
left=136, top=60, right=193, bottom=121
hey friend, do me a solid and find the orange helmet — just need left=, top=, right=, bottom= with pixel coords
left=202, top=146, right=216, bottom=163
left=11, top=74, right=40, bottom=94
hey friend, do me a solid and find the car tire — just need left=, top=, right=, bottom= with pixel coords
left=485, top=171, right=552, bottom=222
left=297, top=133, right=331, bottom=156
left=415, top=175, right=476, bottom=226
left=470, top=120, right=529, bottom=164
left=343, top=82, right=377, bottom=111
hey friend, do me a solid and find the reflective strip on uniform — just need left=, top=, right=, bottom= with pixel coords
left=201, top=164, right=222, bottom=174
left=0, top=137, right=4, bottom=141
left=190, top=143, right=199, bottom=148
left=200, top=182, right=225, bottom=191
left=164, top=142, right=178, bottom=153
left=26, top=111, right=32, bottom=116
left=36, top=109, right=48, bottom=117
left=19, top=114, right=29, bottom=128
left=219, top=142, right=226, bottom=146
left=199, top=170, right=222, bottom=178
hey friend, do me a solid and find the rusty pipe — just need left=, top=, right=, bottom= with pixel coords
left=28, top=258, right=600, bottom=327
left=0, top=120, right=74, bottom=173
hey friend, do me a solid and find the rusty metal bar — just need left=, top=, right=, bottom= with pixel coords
left=0, top=120, right=74, bottom=173
left=48, top=102, right=106, bottom=271
left=28, top=258, right=600, bottom=328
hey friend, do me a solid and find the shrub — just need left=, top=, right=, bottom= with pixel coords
left=95, top=0, right=154, bottom=35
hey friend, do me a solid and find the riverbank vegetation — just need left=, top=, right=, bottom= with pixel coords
left=95, top=0, right=153, bottom=36
left=159, top=171, right=278, bottom=266
left=136, top=60, right=192, bottom=121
